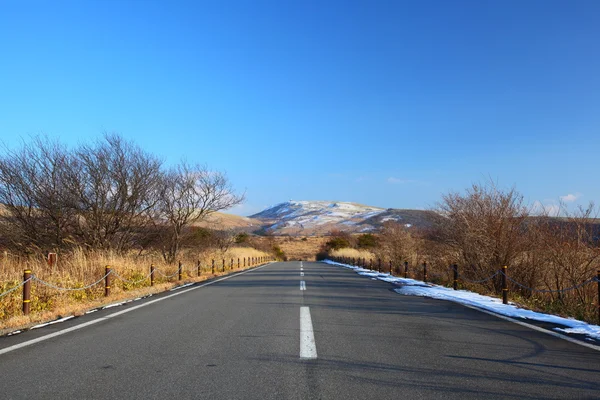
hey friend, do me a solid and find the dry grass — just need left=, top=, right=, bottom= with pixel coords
left=0, top=247, right=270, bottom=332
left=329, top=248, right=377, bottom=261
left=271, top=236, right=328, bottom=261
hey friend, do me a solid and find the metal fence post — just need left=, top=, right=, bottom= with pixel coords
left=23, top=269, right=31, bottom=315
left=404, top=261, right=408, bottom=278
left=222, top=259, right=225, bottom=272
left=178, top=261, right=182, bottom=281
left=453, top=264, right=458, bottom=290
left=150, top=264, right=155, bottom=286
left=502, top=265, right=508, bottom=304
left=378, top=258, right=381, bottom=272
left=423, top=262, right=427, bottom=283
left=596, top=269, right=600, bottom=325
left=197, top=260, right=201, bottom=277
left=212, top=259, right=215, bottom=274
left=105, top=265, right=111, bottom=297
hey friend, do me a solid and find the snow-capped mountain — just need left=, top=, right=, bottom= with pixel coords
left=250, top=201, right=437, bottom=235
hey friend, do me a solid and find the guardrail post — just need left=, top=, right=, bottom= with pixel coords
left=597, top=270, right=600, bottom=325
left=222, top=259, right=225, bottom=272
left=178, top=261, right=182, bottom=281
left=23, top=269, right=31, bottom=315
left=404, top=261, right=408, bottom=278
left=502, top=265, right=508, bottom=304
left=197, top=260, right=201, bottom=277
left=150, top=264, right=155, bottom=286
left=105, top=265, right=111, bottom=297
left=453, top=264, right=458, bottom=290
left=212, top=259, right=215, bottom=274
left=423, top=262, right=427, bottom=283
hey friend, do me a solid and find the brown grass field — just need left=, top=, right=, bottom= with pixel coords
left=271, top=236, right=328, bottom=261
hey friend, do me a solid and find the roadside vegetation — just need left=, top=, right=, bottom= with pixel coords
left=318, top=181, right=600, bottom=324
left=0, top=135, right=278, bottom=329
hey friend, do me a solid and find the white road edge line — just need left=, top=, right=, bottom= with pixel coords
left=300, top=306, right=317, bottom=359
left=0, top=263, right=274, bottom=356
left=460, top=303, right=600, bottom=352
left=300, top=281, right=306, bottom=291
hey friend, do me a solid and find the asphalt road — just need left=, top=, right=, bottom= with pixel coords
left=1, top=261, right=599, bottom=399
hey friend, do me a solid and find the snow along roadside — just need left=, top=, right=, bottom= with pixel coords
left=323, top=259, right=600, bottom=343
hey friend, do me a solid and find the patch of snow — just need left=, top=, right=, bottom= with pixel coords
left=323, top=259, right=600, bottom=341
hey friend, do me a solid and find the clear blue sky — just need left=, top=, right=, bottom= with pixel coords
left=1, top=0, right=599, bottom=216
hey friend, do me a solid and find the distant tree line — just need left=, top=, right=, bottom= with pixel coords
left=0, top=134, right=244, bottom=263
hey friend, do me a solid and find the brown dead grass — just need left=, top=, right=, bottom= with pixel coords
left=271, top=236, right=328, bottom=261
left=329, top=248, right=377, bottom=261
left=0, top=247, right=271, bottom=332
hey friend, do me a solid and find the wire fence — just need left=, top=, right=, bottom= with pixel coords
left=31, top=273, right=110, bottom=291
left=0, top=278, right=31, bottom=299
left=0, top=256, right=273, bottom=318
left=330, top=256, right=600, bottom=324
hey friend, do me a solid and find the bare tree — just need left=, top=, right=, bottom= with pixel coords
left=0, top=136, right=75, bottom=251
left=158, top=162, right=244, bottom=263
left=435, top=180, right=530, bottom=292
left=535, top=202, right=600, bottom=304
left=377, top=221, right=416, bottom=266
left=64, top=133, right=162, bottom=252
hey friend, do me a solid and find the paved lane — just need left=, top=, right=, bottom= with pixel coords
left=1, top=261, right=598, bottom=399
left=301, top=261, right=600, bottom=399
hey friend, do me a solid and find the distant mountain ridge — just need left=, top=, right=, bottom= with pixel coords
left=249, top=200, right=437, bottom=236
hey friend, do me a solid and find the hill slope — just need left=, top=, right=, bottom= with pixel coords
left=250, top=200, right=437, bottom=235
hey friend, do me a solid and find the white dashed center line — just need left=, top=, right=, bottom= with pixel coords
left=300, top=306, right=317, bottom=359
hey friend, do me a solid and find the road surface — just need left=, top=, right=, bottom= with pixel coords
left=1, top=261, right=599, bottom=399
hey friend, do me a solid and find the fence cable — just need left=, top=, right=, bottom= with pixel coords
left=32, top=272, right=110, bottom=291
left=0, top=277, right=32, bottom=298
left=154, top=264, right=183, bottom=279
left=499, top=271, right=597, bottom=293
left=455, top=270, right=501, bottom=284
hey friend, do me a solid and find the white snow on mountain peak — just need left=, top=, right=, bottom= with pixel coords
left=250, top=201, right=387, bottom=232
left=248, top=200, right=436, bottom=235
